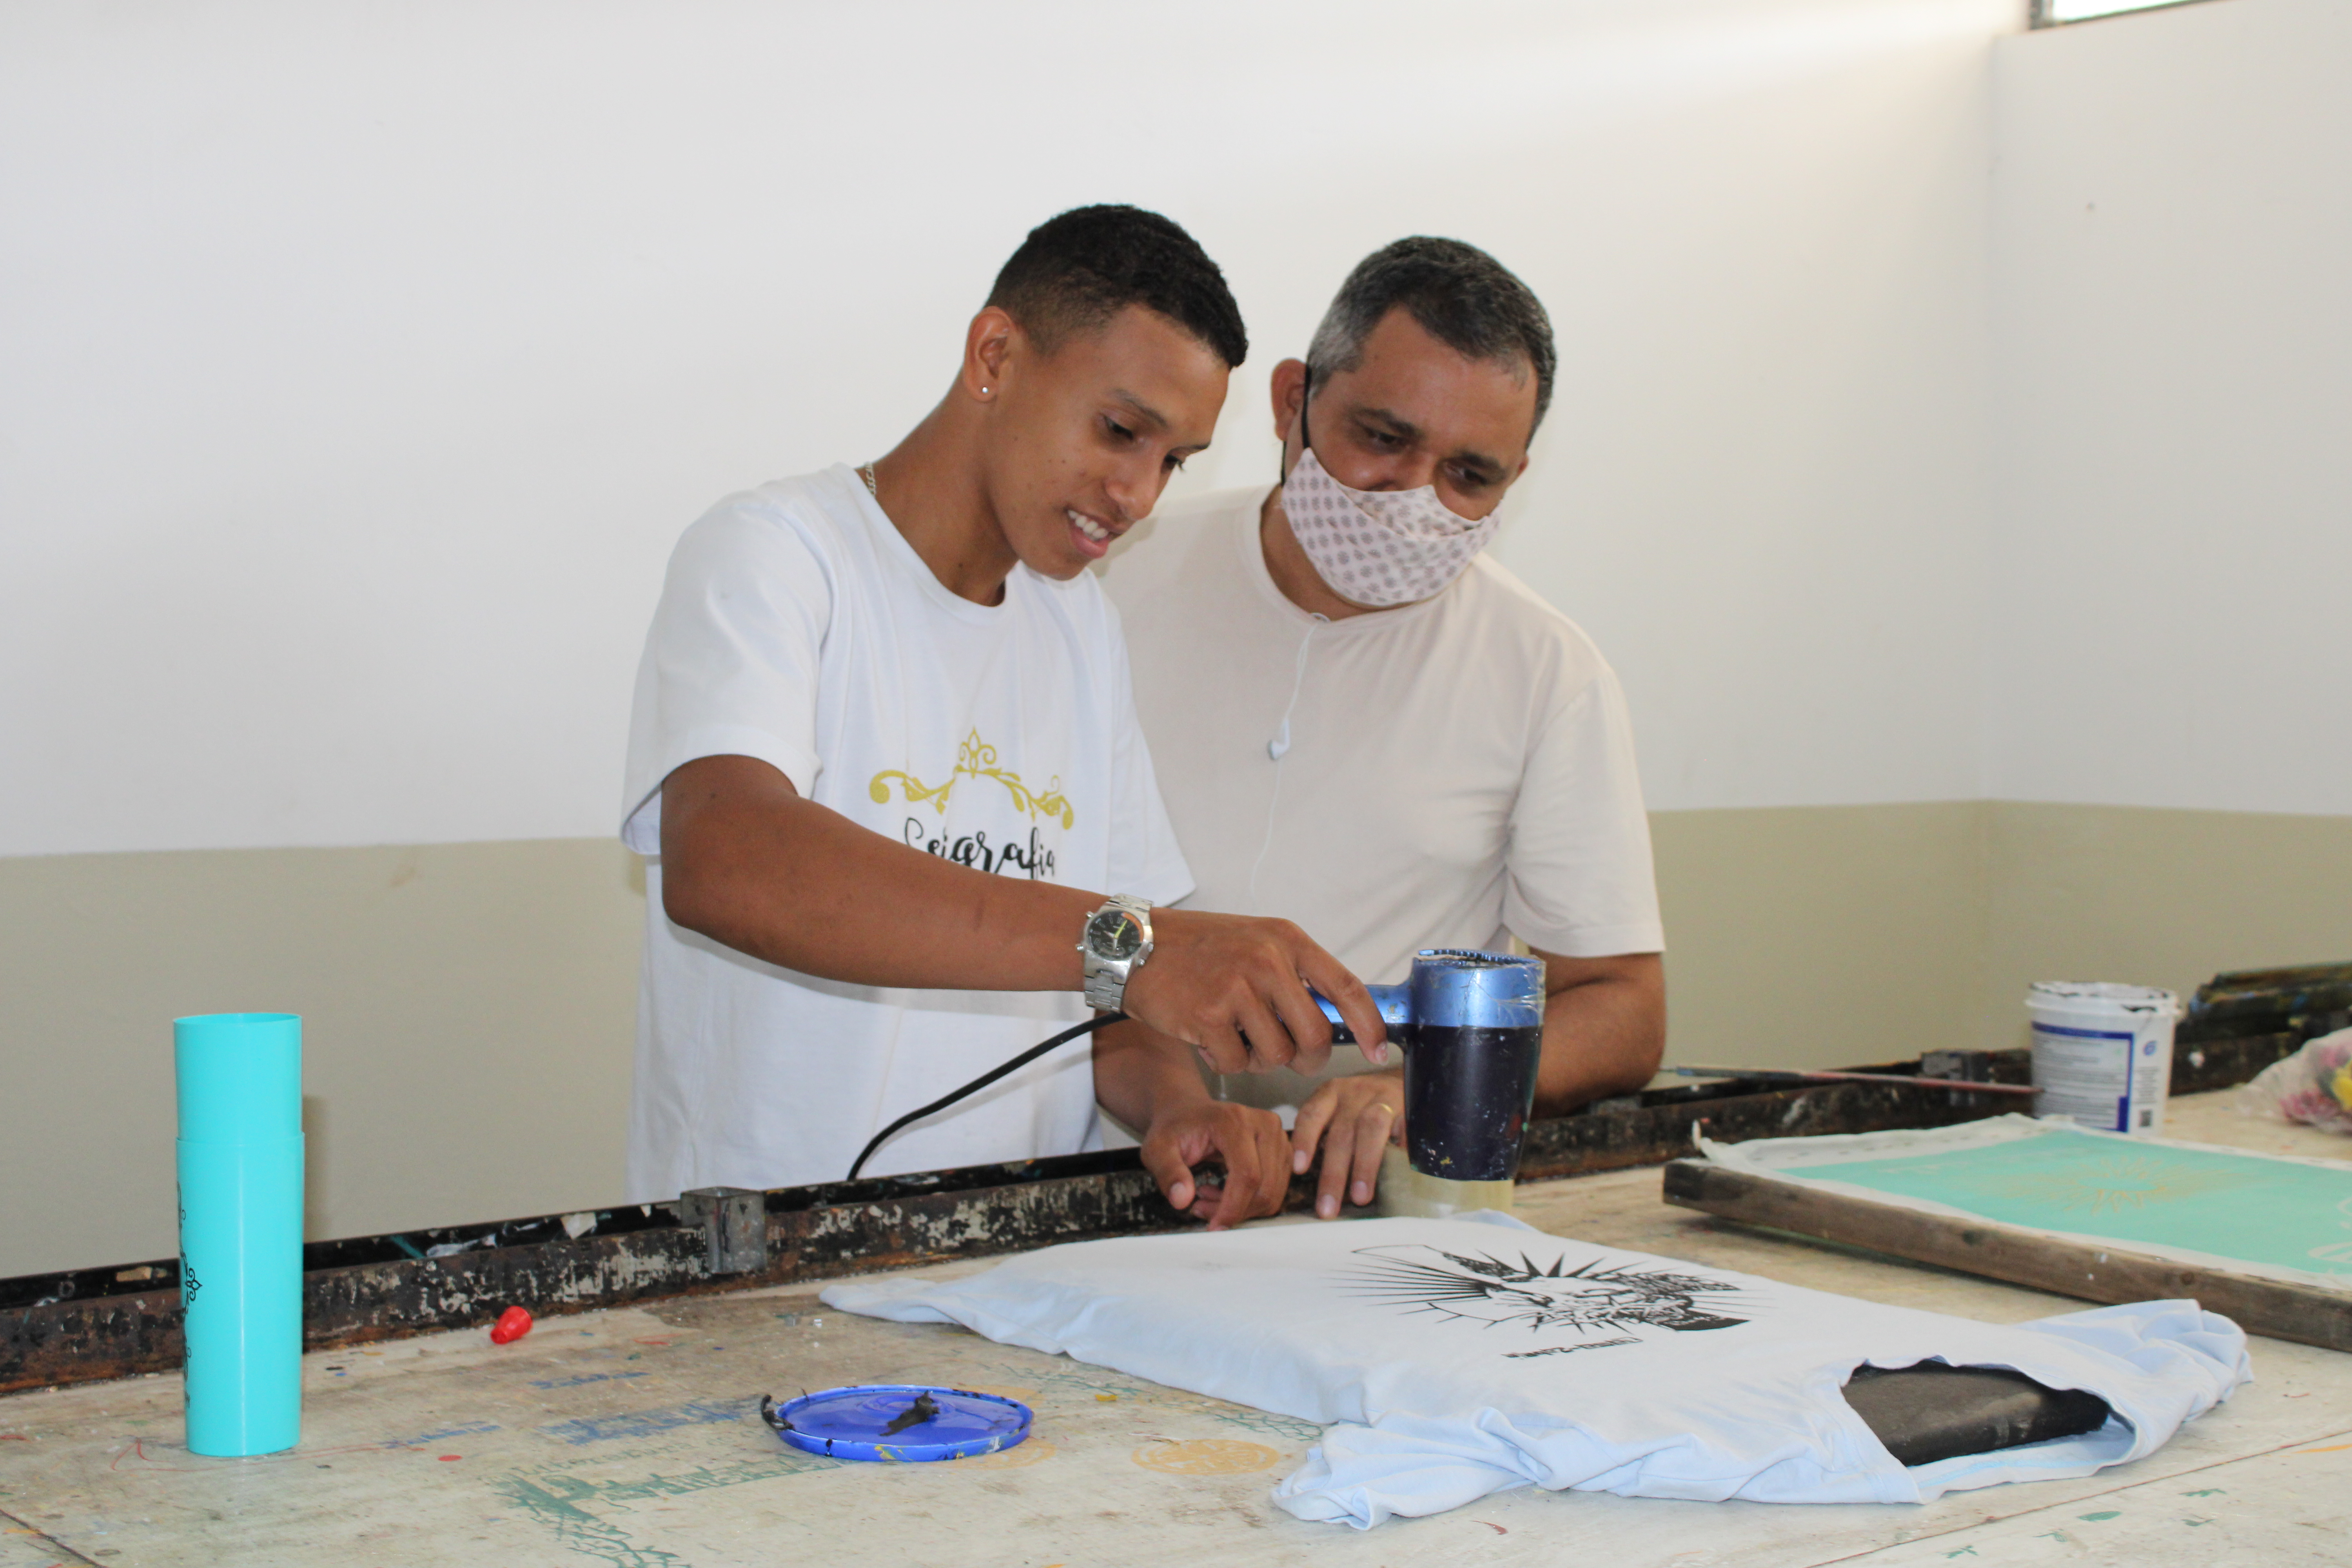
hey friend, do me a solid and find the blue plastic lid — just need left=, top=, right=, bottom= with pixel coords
left=762, top=1384, right=1031, bottom=1463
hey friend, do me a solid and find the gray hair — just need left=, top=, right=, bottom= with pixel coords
left=1304, top=237, right=1555, bottom=431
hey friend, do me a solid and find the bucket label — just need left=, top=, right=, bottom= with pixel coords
left=2032, top=1023, right=2141, bottom=1132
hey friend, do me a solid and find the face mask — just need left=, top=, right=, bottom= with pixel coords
left=1280, top=392, right=1503, bottom=607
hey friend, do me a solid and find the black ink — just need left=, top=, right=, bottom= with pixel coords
left=879, top=1390, right=940, bottom=1436
left=997, top=827, right=1057, bottom=881
left=1505, top=1338, right=1639, bottom=1358
left=1340, top=1245, right=1755, bottom=1345
left=904, top=818, right=1057, bottom=882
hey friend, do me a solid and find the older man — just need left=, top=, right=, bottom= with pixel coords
left=1098, top=237, right=1664, bottom=1220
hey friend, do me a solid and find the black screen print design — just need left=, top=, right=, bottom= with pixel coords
left=1338, top=1245, right=1757, bottom=1354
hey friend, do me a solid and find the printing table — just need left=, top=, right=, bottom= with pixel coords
left=4, top=1092, right=2347, bottom=1568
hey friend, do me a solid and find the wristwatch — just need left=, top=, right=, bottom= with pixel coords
left=1078, top=895, right=1154, bottom=1012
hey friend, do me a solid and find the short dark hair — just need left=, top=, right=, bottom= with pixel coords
left=1305, top=237, right=1555, bottom=430
left=987, top=205, right=1248, bottom=370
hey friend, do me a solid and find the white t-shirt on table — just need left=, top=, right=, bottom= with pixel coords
left=1100, top=486, right=1662, bottom=1110
left=619, top=464, right=1192, bottom=1199
left=826, top=1213, right=2249, bottom=1525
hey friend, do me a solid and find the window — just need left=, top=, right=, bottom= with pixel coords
left=2034, top=0, right=2218, bottom=22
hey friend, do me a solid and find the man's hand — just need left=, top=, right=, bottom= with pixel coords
left=1139, top=1100, right=1294, bottom=1231
left=1121, top=906, right=1387, bottom=1078
left=1290, top=1070, right=1406, bottom=1220
left=1095, top=1016, right=1294, bottom=1231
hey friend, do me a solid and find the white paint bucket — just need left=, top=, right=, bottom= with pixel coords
left=2026, top=982, right=2183, bottom=1134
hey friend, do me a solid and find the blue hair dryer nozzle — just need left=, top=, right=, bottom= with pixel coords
left=1314, top=948, right=1546, bottom=1040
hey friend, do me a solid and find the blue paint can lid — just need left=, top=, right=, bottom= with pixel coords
left=762, top=1384, right=1031, bottom=1463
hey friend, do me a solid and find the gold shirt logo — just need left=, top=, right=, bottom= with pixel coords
left=870, top=728, right=1074, bottom=829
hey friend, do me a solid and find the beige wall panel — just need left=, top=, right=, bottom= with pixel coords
left=1647, top=802, right=1991, bottom=1074
left=7, top=804, right=2345, bottom=1280
left=0, top=840, right=645, bottom=1279
left=1979, top=802, right=2352, bottom=1053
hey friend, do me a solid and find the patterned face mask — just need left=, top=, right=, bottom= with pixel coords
left=1280, top=391, right=1503, bottom=607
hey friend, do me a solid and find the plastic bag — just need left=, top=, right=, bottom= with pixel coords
left=2237, top=1028, right=2352, bottom=1135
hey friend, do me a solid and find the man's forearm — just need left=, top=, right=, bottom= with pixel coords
left=661, top=755, right=1097, bottom=991
left=1531, top=953, right=1666, bottom=1117
left=658, top=755, right=1389, bottom=1067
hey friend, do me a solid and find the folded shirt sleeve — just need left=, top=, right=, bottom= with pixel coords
left=619, top=495, right=834, bottom=855
left=1502, top=661, right=1665, bottom=958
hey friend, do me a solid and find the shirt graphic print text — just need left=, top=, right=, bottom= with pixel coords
left=872, top=728, right=1069, bottom=882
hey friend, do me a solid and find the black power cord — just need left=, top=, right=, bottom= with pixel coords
left=845, top=1012, right=1127, bottom=1182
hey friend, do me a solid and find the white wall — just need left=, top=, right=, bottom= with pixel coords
left=0, top=0, right=2016, bottom=859
left=14, top=0, right=2352, bottom=1278
left=1989, top=0, right=2352, bottom=814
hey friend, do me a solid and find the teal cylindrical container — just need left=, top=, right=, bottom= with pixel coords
left=176, top=1011, right=304, bottom=1457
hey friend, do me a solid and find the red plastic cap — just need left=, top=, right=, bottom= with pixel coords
left=490, top=1305, right=534, bottom=1344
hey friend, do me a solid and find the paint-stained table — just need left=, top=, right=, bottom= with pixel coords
left=4, top=1091, right=2349, bottom=1568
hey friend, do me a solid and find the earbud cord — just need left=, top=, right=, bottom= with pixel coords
left=1251, top=370, right=1327, bottom=907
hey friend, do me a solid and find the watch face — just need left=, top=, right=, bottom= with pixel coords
left=1087, top=909, right=1145, bottom=961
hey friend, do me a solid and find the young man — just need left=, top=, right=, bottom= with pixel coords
left=620, top=207, right=1385, bottom=1224
left=1101, top=237, right=1667, bottom=1221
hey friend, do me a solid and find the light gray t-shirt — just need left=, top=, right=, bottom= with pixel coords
left=1101, top=485, right=1662, bottom=1110
left=826, top=1214, right=2249, bottom=1525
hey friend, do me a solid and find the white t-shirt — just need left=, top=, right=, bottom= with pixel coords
left=826, top=1213, right=2249, bottom=1526
left=1100, top=487, right=1662, bottom=1109
left=619, top=465, right=1192, bottom=1198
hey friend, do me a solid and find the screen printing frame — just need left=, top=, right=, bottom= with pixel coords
left=1665, top=1118, right=2352, bottom=1352
left=0, top=1024, right=2312, bottom=1396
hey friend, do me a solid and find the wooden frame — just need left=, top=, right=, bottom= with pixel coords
left=1663, top=1158, right=2352, bottom=1352
left=4, top=1028, right=2314, bottom=1395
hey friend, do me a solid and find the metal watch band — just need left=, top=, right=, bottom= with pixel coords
left=1082, top=968, right=1127, bottom=1012
left=1080, top=895, right=1152, bottom=1013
